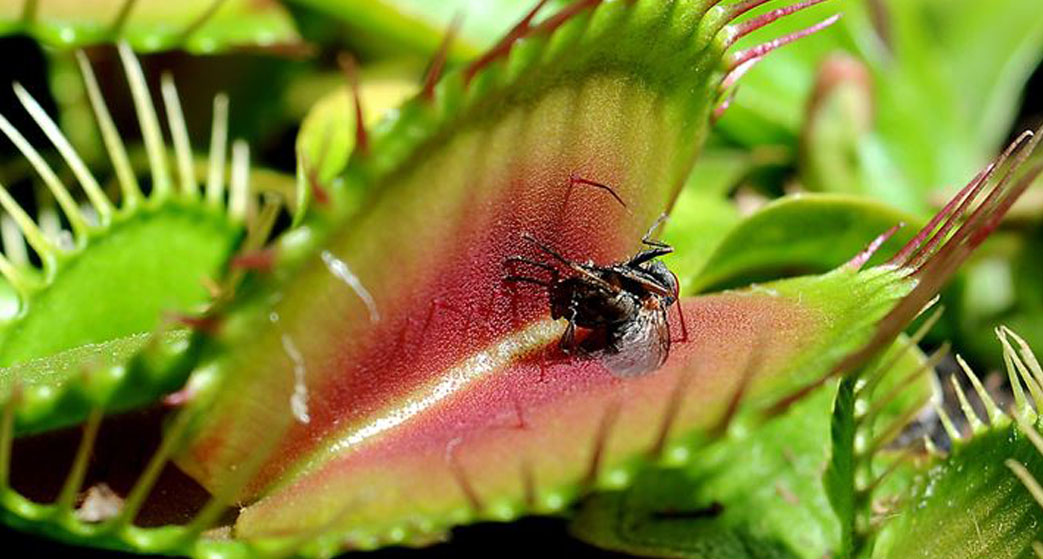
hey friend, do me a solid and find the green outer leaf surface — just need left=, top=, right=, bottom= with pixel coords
left=571, top=385, right=842, bottom=559
left=824, top=375, right=857, bottom=558
left=873, top=419, right=1043, bottom=559
left=2, top=0, right=300, bottom=53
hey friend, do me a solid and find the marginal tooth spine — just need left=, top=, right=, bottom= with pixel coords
left=114, top=410, right=194, bottom=528
left=229, top=140, right=250, bottom=221
left=160, top=73, right=200, bottom=198
left=729, top=14, right=842, bottom=69
left=956, top=354, right=1002, bottom=425
left=76, top=51, right=144, bottom=209
left=1, top=215, right=28, bottom=267
left=1004, top=326, right=1043, bottom=392
left=933, top=402, right=961, bottom=444
left=55, top=408, right=103, bottom=513
left=0, top=112, right=89, bottom=242
left=206, top=93, right=229, bottom=208
left=117, top=42, right=172, bottom=199
left=1001, top=327, right=1033, bottom=417
left=12, top=82, right=114, bottom=225
left=1006, top=459, right=1043, bottom=512
left=0, top=181, right=57, bottom=275
left=727, top=0, right=832, bottom=46
left=949, top=375, right=984, bottom=435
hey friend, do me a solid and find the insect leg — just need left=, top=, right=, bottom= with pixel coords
left=559, top=307, right=579, bottom=354
left=503, top=256, right=560, bottom=282
left=624, top=215, right=675, bottom=267
left=670, top=271, right=688, bottom=343
left=520, top=233, right=620, bottom=293
left=503, top=275, right=550, bottom=287
left=641, top=213, right=670, bottom=246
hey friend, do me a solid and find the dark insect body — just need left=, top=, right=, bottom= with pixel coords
left=505, top=215, right=685, bottom=377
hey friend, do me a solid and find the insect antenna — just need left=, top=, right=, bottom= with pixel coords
left=568, top=174, right=628, bottom=208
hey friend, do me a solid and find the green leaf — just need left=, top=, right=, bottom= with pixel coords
left=2, top=0, right=300, bottom=53
left=685, top=194, right=919, bottom=293
left=162, top=1, right=869, bottom=552
left=0, top=204, right=240, bottom=367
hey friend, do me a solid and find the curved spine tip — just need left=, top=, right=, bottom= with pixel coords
left=846, top=222, right=904, bottom=271
left=728, top=0, right=833, bottom=47
left=337, top=53, right=369, bottom=156
left=422, top=13, right=464, bottom=102
left=955, top=354, right=1002, bottom=426
left=999, top=327, right=1043, bottom=412
left=1000, top=327, right=1032, bottom=416
left=728, top=13, right=842, bottom=70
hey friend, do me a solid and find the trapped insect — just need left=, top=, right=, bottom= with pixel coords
left=505, top=215, right=686, bottom=377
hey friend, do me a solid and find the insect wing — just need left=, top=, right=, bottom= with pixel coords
left=597, top=306, right=671, bottom=378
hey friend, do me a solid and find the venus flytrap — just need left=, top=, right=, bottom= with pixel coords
left=0, top=2, right=1037, bottom=558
